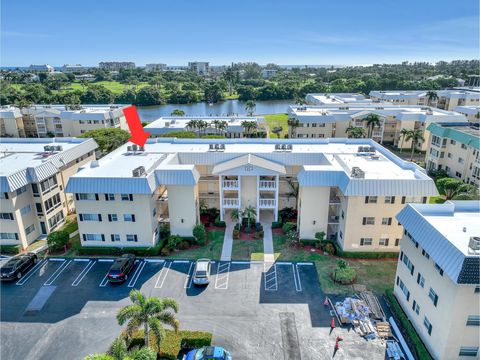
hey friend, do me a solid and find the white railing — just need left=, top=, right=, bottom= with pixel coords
left=259, top=180, right=276, bottom=190
left=223, top=198, right=239, bottom=207
left=259, top=198, right=276, bottom=208
left=222, top=180, right=239, bottom=189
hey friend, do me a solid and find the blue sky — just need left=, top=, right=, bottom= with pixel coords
left=1, top=0, right=478, bottom=66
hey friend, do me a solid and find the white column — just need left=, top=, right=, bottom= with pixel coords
left=274, top=175, right=279, bottom=221
left=219, top=175, right=224, bottom=221
left=256, top=175, right=260, bottom=221
left=238, top=175, right=241, bottom=210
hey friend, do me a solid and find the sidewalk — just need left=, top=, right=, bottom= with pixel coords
left=260, top=210, right=274, bottom=262
left=220, top=215, right=234, bottom=261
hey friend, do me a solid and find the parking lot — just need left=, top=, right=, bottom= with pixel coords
left=1, top=258, right=387, bottom=360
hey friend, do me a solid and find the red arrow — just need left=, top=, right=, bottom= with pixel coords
left=123, top=105, right=150, bottom=147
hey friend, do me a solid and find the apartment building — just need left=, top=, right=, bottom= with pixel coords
left=262, top=69, right=278, bottom=79
left=145, top=63, right=167, bottom=72
left=436, top=90, right=480, bottom=111
left=425, top=122, right=479, bottom=186
left=98, top=62, right=135, bottom=71
left=0, top=138, right=98, bottom=249
left=394, top=201, right=480, bottom=360
left=144, top=116, right=264, bottom=138
left=454, top=106, right=480, bottom=123
left=65, top=138, right=437, bottom=251
left=0, top=105, right=129, bottom=138
left=61, top=64, right=89, bottom=73
left=188, top=62, right=209, bottom=76
left=306, top=93, right=377, bottom=105
left=29, top=64, right=54, bottom=73
left=369, top=91, right=428, bottom=105
left=288, top=105, right=466, bottom=151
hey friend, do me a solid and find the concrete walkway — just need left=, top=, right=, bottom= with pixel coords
left=220, top=212, right=234, bottom=261
left=260, top=210, right=275, bottom=262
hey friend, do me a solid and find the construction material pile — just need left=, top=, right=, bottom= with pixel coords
left=335, top=297, right=370, bottom=323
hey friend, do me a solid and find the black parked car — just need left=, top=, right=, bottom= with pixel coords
left=107, top=254, right=136, bottom=283
left=0, top=253, right=38, bottom=281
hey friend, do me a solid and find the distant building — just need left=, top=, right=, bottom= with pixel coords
left=61, top=64, right=88, bottom=73
left=99, top=62, right=135, bottom=71
left=165, top=66, right=187, bottom=72
left=262, top=69, right=277, bottom=79
left=74, top=74, right=96, bottom=82
left=436, top=90, right=480, bottom=111
left=466, top=75, right=480, bottom=88
left=145, top=63, right=167, bottom=72
left=369, top=91, right=429, bottom=106
left=425, top=122, right=479, bottom=185
left=306, top=93, right=378, bottom=105
left=188, top=62, right=209, bottom=76
left=210, top=65, right=227, bottom=74
left=29, top=64, right=54, bottom=73
left=395, top=201, right=480, bottom=360
left=454, top=106, right=480, bottom=123
left=0, top=137, right=98, bottom=249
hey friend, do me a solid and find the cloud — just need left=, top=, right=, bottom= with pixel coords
left=1, top=30, right=50, bottom=38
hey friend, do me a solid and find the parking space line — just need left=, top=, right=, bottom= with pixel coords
left=98, top=259, right=114, bottom=263
left=127, top=261, right=147, bottom=288
left=144, top=259, right=165, bottom=263
left=49, top=258, right=65, bottom=262
left=73, top=258, right=90, bottom=262
left=292, top=264, right=302, bottom=292
left=43, top=260, right=72, bottom=286
left=154, top=261, right=170, bottom=289
left=276, top=262, right=292, bottom=266
left=231, top=261, right=249, bottom=265
left=215, top=262, right=230, bottom=290
left=71, top=261, right=96, bottom=287
left=99, top=272, right=110, bottom=287
left=15, top=259, right=47, bottom=286
left=173, top=260, right=189, bottom=264
left=184, top=262, right=194, bottom=289
left=264, top=262, right=277, bottom=291
left=296, top=262, right=314, bottom=266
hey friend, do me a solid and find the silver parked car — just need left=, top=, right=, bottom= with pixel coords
left=192, top=259, right=211, bottom=286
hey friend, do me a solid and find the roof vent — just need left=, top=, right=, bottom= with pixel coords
left=165, top=121, right=170, bottom=127
left=209, top=144, right=215, bottom=151
left=468, top=236, right=480, bottom=254
left=463, top=227, right=467, bottom=233
left=127, top=146, right=132, bottom=152
left=132, top=144, right=138, bottom=152
left=132, top=166, right=146, bottom=177
left=55, top=145, right=63, bottom=151
left=351, top=166, right=365, bottom=178
left=90, top=160, right=99, bottom=168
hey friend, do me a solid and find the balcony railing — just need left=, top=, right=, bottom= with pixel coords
left=259, top=198, right=276, bottom=208
left=259, top=180, right=276, bottom=190
left=222, top=180, right=239, bottom=189
left=328, top=215, right=339, bottom=224
left=223, top=198, right=239, bottom=208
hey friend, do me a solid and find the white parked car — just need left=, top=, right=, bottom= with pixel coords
left=192, top=259, right=211, bottom=286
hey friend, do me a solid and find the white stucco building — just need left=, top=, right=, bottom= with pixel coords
left=306, top=93, right=377, bottom=105
left=188, top=62, right=209, bottom=76
left=454, top=106, right=480, bottom=123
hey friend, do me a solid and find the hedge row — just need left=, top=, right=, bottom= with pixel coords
left=127, top=329, right=212, bottom=360
left=331, top=241, right=399, bottom=259
left=77, top=244, right=162, bottom=257
left=0, top=245, right=22, bottom=255
left=385, top=290, right=432, bottom=360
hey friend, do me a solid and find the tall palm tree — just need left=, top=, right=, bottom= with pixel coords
left=241, top=120, right=256, bottom=137
left=186, top=120, right=198, bottom=132
left=116, top=290, right=179, bottom=349
left=398, top=128, right=410, bottom=153
left=346, top=126, right=366, bottom=139
left=245, top=100, right=256, bottom=116
left=197, top=120, right=208, bottom=136
left=230, top=208, right=242, bottom=226
left=405, top=129, right=424, bottom=161
left=212, top=119, right=221, bottom=134
left=426, top=91, right=438, bottom=106
left=243, top=205, right=256, bottom=230
left=287, top=118, right=300, bottom=138
left=363, top=113, right=381, bottom=138
left=218, top=120, right=228, bottom=135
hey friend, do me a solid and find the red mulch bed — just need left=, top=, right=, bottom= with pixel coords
left=206, top=225, right=226, bottom=231
left=237, top=231, right=257, bottom=241
left=272, top=228, right=284, bottom=235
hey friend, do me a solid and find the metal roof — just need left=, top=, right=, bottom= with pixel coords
left=212, top=154, right=286, bottom=175
left=396, top=201, right=480, bottom=285
left=426, top=122, right=479, bottom=150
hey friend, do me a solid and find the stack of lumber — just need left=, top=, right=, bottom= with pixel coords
left=376, top=322, right=392, bottom=338
left=360, top=291, right=385, bottom=320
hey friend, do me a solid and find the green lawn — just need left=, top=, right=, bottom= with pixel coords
left=12, top=81, right=149, bottom=95
left=429, top=195, right=446, bottom=204
left=231, top=239, right=265, bottom=261
left=59, top=216, right=78, bottom=234
left=167, top=230, right=224, bottom=260
left=260, top=113, right=289, bottom=138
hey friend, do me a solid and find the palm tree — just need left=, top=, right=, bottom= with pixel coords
left=346, top=126, right=366, bottom=139
left=243, top=205, right=256, bottom=230
left=230, top=208, right=242, bottom=226
left=426, top=91, right=438, bottom=106
left=363, top=113, right=381, bottom=138
left=212, top=119, right=221, bottom=134
left=286, top=178, right=299, bottom=209
left=186, top=120, right=198, bottom=132
left=287, top=118, right=300, bottom=138
left=398, top=128, right=410, bottom=153
left=197, top=120, right=208, bottom=136
left=218, top=120, right=228, bottom=135
left=116, top=290, right=179, bottom=349
left=272, top=126, right=283, bottom=138
left=405, top=129, right=424, bottom=161
left=241, top=120, right=256, bottom=137
left=170, top=109, right=185, bottom=116
left=245, top=100, right=256, bottom=116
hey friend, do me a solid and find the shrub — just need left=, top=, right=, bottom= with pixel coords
left=167, top=235, right=183, bottom=250
left=47, top=230, right=69, bottom=252
left=314, top=231, right=326, bottom=241
left=192, top=224, right=207, bottom=246
left=286, top=230, right=300, bottom=247
left=213, top=216, right=226, bottom=228
left=271, top=221, right=283, bottom=229
left=254, top=230, right=264, bottom=239
left=177, top=241, right=191, bottom=250
left=255, top=222, right=263, bottom=232
left=77, top=246, right=161, bottom=257
left=334, top=266, right=357, bottom=284
left=385, top=290, right=433, bottom=360
left=159, top=223, right=171, bottom=239
left=233, top=229, right=240, bottom=239
left=282, top=222, right=296, bottom=234
left=323, top=242, right=336, bottom=254
left=234, top=223, right=241, bottom=231
left=160, top=247, right=170, bottom=256
left=0, top=245, right=21, bottom=255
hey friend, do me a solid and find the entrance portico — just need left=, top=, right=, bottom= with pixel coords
left=212, top=154, right=286, bottom=222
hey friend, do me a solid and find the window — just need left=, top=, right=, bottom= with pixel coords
left=25, top=224, right=35, bottom=235
left=461, top=143, right=468, bottom=150
left=412, top=300, right=420, bottom=315
left=423, top=316, right=433, bottom=335
left=341, top=210, right=344, bottom=219
left=379, top=238, right=389, bottom=246
left=0, top=192, right=8, bottom=199
left=466, top=315, right=480, bottom=326
left=83, top=234, right=104, bottom=241
left=459, top=347, right=479, bottom=357
left=362, top=217, right=375, bottom=225
left=121, top=194, right=133, bottom=201
left=434, top=263, right=444, bottom=276
left=126, top=234, right=138, bottom=242
left=0, top=213, right=14, bottom=220
left=79, top=213, right=102, bottom=221
left=400, top=251, right=415, bottom=275
left=450, top=139, right=456, bottom=145
left=395, top=238, right=400, bottom=246
left=339, top=231, right=343, bottom=239
left=77, top=193, right=98, bottom=201
left=422, top=249, right=430, bottom=259
left=123, top=214, right=136, bottom=222
left=456, top=171, right=462, bottom=178
left=152, top=208, right=156, bottom=217
left=447, top=152, right=452, bottom=158
left=44, top=193, right=61, bottom=213
left=475, top=286, right=480, bottom=294
left=0, top=233, right=18, bottom=240
left=16, top=186, right=27, bottom=196
left=108, top=214, right=118, bottom=222
left=428, top=287, right=439, bottom=306
left=397, top=277, right=410, bottom=301
left=360, top=238, right=372, bottom=246
left=459, top=157, right=465, bottom=164
left=382, top=217, right=392, bottom=225
left=111, top=234, right=120, bottom=242
left=365, top=196, right=377, bottom=204
left=384, top=196, right=395, bottom=204
left=105, top=194, right=115, bottom=201
left=20, top=204, right=32, bottom=215
left=48, top=211, right=64, bottom=229
left=35, top=203, right=43, bottom=215
left=31, top=183, right=39, bottom=196
left=416, top=273, right=425, bottom=288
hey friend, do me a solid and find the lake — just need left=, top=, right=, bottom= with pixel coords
left=137, top=99, right=294, bottom=122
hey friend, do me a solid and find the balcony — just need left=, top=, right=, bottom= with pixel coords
left=328, top=215, right=339, bottom=224
left=223, top=198, right=239, bottom=208
left=259, top=180, right=276, bottom=190
left=222, top=180, right=239, bottom=190
left=259, top=198, right=276, bottom=208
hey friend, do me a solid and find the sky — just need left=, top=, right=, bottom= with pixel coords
left=1, top=0, right=479, bottom=67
